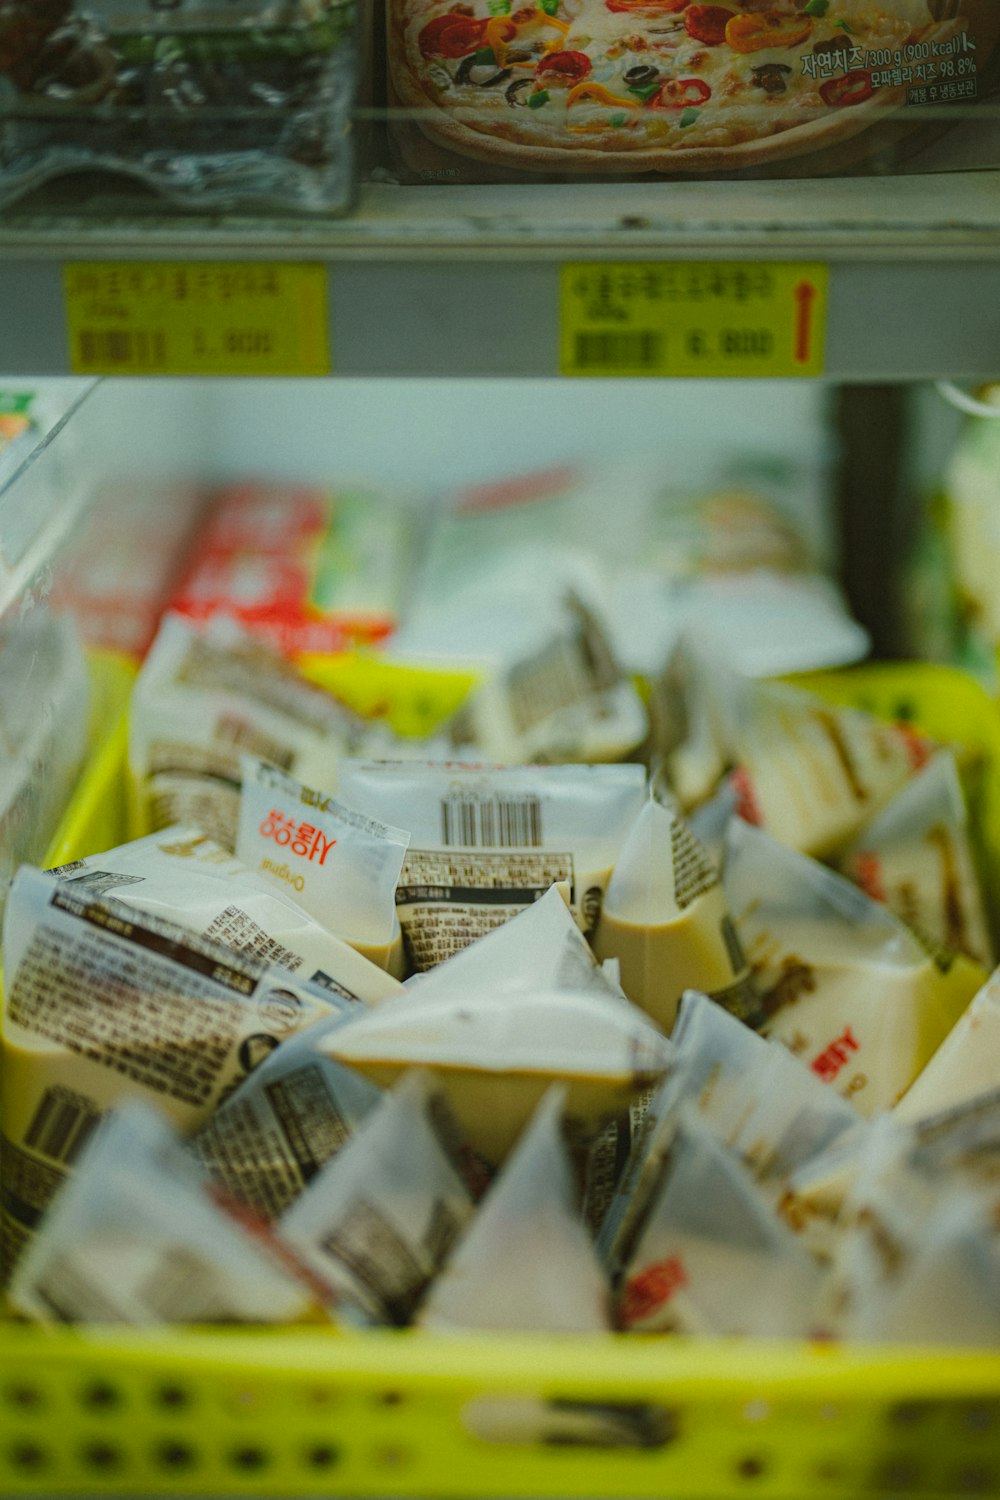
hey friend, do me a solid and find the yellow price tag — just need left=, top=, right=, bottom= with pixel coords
left=561, top=261, right=828, bottom=378
left=64, top=262, right=331, bottom=376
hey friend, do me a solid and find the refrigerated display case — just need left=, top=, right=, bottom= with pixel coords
left=3, top=36, right=1000, bottom=1498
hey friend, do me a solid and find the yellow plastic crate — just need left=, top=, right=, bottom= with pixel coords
left=3, top=659, right=1000, bottom=1500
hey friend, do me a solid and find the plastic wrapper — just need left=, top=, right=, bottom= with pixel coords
left=171, top=481, right=412, bottom=654
left=236, top=756, right=409, bottom=976
left=617, top=1107, right=823, bottom=1339
left=319, top=979, right=673, bottom=1164
left=192, top=1011, right=382, bottom=1222
left=392, top=572, right=647, bottom=766
left=590, top=798, right=762, bottom=1033
left=48, top=823, right=405, bottom=1005
left=0, top=865, right=340, bottom=1278
left=597, top=989, right=860, bottom=1276
left=8, top=1103, right=332, bottom=1325
left=663, top=656, right=932, bottom=859
left=386, top=0, right=1000, bottom=185
left=128, top=612, right=366, bottom=848
left=420, top=1086, right=612, bottom=1334
left=894, top=965, right=1000, bottom=1123
left=277, top=1070, right=477, bottom=1325
left=336, top=758, right=647, bottom=968
left=401, top=881, right=624, bottom=1002
left=724, top=819, right=986, bottom=1116
left=0, top=1, right=358, bottom=213
left=838, top=750, right=995, bottom=971
left=823, top=1116, right=1000, bottom=1346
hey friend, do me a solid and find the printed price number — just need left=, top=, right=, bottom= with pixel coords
left=560, top=260, right=828, bottom=378
left=64, top=261, right=331, bottom=377
left=685, top=326, right=775, bottom=361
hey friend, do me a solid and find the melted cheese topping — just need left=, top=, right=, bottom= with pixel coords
left=404, top=0, right=939, bottom=154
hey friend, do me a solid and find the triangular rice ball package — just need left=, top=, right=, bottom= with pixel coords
left=617, top=1107, right=823, bottom=1338
left=723, top=819, right=985, bottom=1115
left=420, top=1086, right=612, bottom=1334
left=590, top=799, right=763, bottom=1034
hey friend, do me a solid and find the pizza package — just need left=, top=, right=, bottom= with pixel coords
left=385, top=0, right=1000, bottom=183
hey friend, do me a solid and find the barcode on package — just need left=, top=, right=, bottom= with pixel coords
left=75, top=329, right=167, bottom=370
left=441, top=795, right=543, bottom=848
left=24, top=1087, right=102, bottom=1166
left=572, top=331, right=663, bottom=370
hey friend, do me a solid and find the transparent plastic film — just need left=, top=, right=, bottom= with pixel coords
left=128, top=614, right=366, bottom=849
left=419, top=1085, right=612, bottom=1335
left=192, top=1012, right=383, bottom=1223
left=838, top=749, right=995, bottom=972
left=590, top=798, right=763, bottom=1033
left=823, top=1116, right=1000, bottom=1347
left=237, top=756, right=410, bottom=975
left=336, top=759, right=647, bottom=969
left=618, top=1107, right=823, bottom=1339
left=277, top=1070, right=477, bottom=1326
left=8, top=1102, right=333, bottom=1326
left=402, top=881, right=622, bottom=1002
left=724, top=819, right=986, bottom=1116
left=48, top=823, right=405, bottom=1005
left=318, top=981, right=672, bottom=1165
left=0, top=865, right=339, bottom=1280
left=597, top=990, right=860, bottom=1278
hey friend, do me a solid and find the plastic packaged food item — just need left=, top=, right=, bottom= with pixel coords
left=236, top=757, right=409, bottom=977
left=48, top=823, right=405, bottom=1005
left=319, top=981, right=672, bottom=1164
left=336, top=758, right=647, bottom=968
left=8, top=1103, right=332, bottom=1325
left=823, top=1116, right=1000, bottom=1346
left=193, top=1012, right=383, bottom=1222
left=617, top=1107, right=823, bottom=1339
left=420, top=1086, right=612, bottom=1334
left=386, top=0, right=1000, bottom=184
left=0, top=865, right=340, bottom=1278
left=128, top=612, right=366, bottom=848
left=597, top=990, right=860, bottom=1276
left=277, top=1070, right=477, bottom=1325
left=672, top=664, right=932, bottom=861
left=393, top=565, right=647, bottom=765
left=724, top=819, right=987, bottom=1116
left=0, top=1, right=359, bottom=213
left=171, top=481, right=411, bottom=655
left=590, top=798, right=762, bottom=1033
left=893, top=967, right=1000, bottom=1123
left=838, top=750, right=995, bottom=971
left=402, top=881, right=624, bottom=1002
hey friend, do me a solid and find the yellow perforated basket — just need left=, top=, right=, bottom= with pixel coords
left=2, top=658, right=1000, bottom=1499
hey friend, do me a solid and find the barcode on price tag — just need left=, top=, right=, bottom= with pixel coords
left=64, top=262, right=331, bottom=376
left=561, top=261, right=827, bottom=378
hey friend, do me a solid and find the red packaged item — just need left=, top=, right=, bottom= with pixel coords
left=171, top=482, right=410, bottom=658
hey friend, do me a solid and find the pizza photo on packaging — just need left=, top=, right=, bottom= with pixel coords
left=386, top=0, right=1000, bottom=180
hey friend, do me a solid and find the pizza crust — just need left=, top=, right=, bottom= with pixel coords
left=388, top=2, right=981, bottom=177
